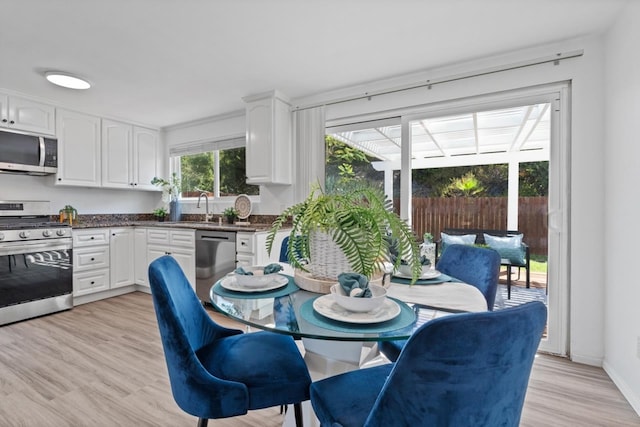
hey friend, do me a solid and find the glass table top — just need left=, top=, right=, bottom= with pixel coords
left=210, top=281, right=463, bottom=342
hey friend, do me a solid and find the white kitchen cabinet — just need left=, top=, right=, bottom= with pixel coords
left=243, top=90, right=292, bottom=185
left=73, top=229, right=111, bottom=296
left=56, top=109, right=101, bottom=187
left=134, top=228, right=148, bottom=286
left=0, top=92, right=55, bottom=135
left=236, top=229, right=288, bottom=267
left=132, top=126, right=162, bottom=190
left=110, top=228, right=135, bottom=289
left=147, top=228, right=196, bottom=287
left=101, top=119, right=132, bottom=189
left=102, top=119, right=162, bottom=190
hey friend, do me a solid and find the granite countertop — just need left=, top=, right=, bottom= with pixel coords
left=64, top=213, right=288, bottom=233
left=72, top=220, right=275, bottom=233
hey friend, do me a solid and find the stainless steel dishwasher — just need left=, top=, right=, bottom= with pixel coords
left=195, top=230, right=236, bottom=302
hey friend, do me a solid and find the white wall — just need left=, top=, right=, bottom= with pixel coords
left=0, top=173, right=159, bottom=215
left=602, top=0, right=640, bottom=414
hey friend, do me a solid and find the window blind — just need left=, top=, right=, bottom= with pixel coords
left=169, top=136, right=245, bottom=157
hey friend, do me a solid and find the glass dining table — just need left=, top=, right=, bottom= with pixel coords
left=209, top=272, right=487, bottom=378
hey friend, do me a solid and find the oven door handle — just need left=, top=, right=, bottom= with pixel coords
left=0, top=239, right=72, bottom=256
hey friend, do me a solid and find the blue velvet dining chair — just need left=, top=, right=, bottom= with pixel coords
left=311, top=301, right=547, bottom=427
left=379, top=243, right=501, bottom=362
left=148, top=256, right=311, bottom=427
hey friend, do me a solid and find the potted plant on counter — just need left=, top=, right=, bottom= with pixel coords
left=266, top=183, right=422, bottom=283
left=153, top=207, right=168, bottom=222
left=222, top=207, right=239, bottom=224
left=151, top=173, right=182, bottom=222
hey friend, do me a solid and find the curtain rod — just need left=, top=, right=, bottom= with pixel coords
left=292, top=49, right=584, bottom=112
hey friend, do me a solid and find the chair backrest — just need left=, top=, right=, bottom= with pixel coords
left=148, top=256, right=247, bottom=418
left=366, top=301, right=547, bottom=427
left=436, top=243, right=501, bottom=310
left=279, top=235, right=290, bottom=263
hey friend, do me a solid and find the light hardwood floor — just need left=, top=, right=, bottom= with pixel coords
left=0, top=292, right=638, bottom=426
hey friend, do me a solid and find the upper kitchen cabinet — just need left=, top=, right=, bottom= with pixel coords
left=101, top=119, right=162, bottom=190
left=243, top=90, right=292, bottom=185
left=56, top=109, right=101, bottom=187
left=132, top=126, right=162, bottom=190
left=0, top=92, right=55, bottom=135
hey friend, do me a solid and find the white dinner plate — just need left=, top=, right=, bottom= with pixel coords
left=393, top=269, right=441, bottom=280
left=220, top=274, right=288, bottom=292
left=312, top=294, right=401, bottom=324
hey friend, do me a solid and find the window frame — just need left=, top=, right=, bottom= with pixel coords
left=169, top=135, right=260, bottom=200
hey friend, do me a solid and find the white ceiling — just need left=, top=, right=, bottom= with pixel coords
left=0, top=0, right=627, bottom=129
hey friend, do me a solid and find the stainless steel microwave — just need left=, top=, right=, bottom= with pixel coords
left=0, top=129, right=57, bottom=175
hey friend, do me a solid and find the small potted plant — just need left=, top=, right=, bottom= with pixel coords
left=222, top=207, right=239, bottom=224
left=153, top=207, right=168, bottom=222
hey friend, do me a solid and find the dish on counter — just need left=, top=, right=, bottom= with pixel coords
left=220, top=274, right=288, bottom=293
left=234, top=194, right=252, bottom=219
left=312, top=294, right=401, bottom=324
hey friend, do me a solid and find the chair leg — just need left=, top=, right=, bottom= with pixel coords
left=294, top=402, right=303, bottom=427
left=197, top=418, right=208, bottom=427
left=506, top=265, right=512, bottom=299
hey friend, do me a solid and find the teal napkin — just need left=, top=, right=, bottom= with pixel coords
left=263, top=263, right=283, bottom=274
left=338, top=273, right=372, bottom=298
left=234, top=267, right=253, bottom=275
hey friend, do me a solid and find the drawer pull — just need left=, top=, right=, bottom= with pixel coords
left=90, top=237, right=95, bottom=240
left=91, top=281, right=95, bottom=285
left=90, top=258, right=95, bottom=261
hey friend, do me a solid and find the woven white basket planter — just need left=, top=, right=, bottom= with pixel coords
left=308, top=230, right=352, bottom=280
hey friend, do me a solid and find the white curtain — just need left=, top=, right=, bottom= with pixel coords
left=293, top=106, right=326, bottom=203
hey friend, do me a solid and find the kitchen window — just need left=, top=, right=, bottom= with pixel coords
left=169, top=136, right=259, bottom=198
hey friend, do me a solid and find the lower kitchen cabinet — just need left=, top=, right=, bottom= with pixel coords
left=134, top=228, right=148, bottom=286
left=110, top=228, right=135, bottom=289
left=147, top=228, right=196, bottom=287
left=236, top=230, right=288, bottom=267
left=72, top=229, right=111, bottom=297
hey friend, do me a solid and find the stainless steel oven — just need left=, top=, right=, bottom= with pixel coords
left=0, top=201, right=72, bottom=325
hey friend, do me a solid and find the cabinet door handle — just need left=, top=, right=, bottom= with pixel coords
left=1, top=119, right=7, bottom=123
left=9, top=120, right=14, bottom=124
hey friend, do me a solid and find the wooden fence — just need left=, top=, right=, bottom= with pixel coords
left=395, top=196, right=548, bottom=255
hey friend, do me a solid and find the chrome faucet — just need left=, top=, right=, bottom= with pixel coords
left=196, top=191, right=213, bottom=222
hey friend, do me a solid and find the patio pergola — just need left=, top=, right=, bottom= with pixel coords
left=329, top=102, right=551, bottom=229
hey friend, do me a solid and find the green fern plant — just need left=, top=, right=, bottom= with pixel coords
left=266, top=184, right=422, bottom=282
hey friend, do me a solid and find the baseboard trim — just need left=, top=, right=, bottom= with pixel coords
left=603, top=360, right=640, bottom=416
left=570, top=353, right=603, bottom=367
left=73, top=286, right=136, bottom=306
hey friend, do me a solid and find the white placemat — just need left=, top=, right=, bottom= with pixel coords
left=386, top=281, right=487, bottom=312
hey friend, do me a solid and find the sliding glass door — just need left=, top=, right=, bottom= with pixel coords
left=326, top=85, right=570, bottom=355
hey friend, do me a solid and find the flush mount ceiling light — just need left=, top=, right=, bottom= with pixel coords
left=45, top=71, right=91, bottom=90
